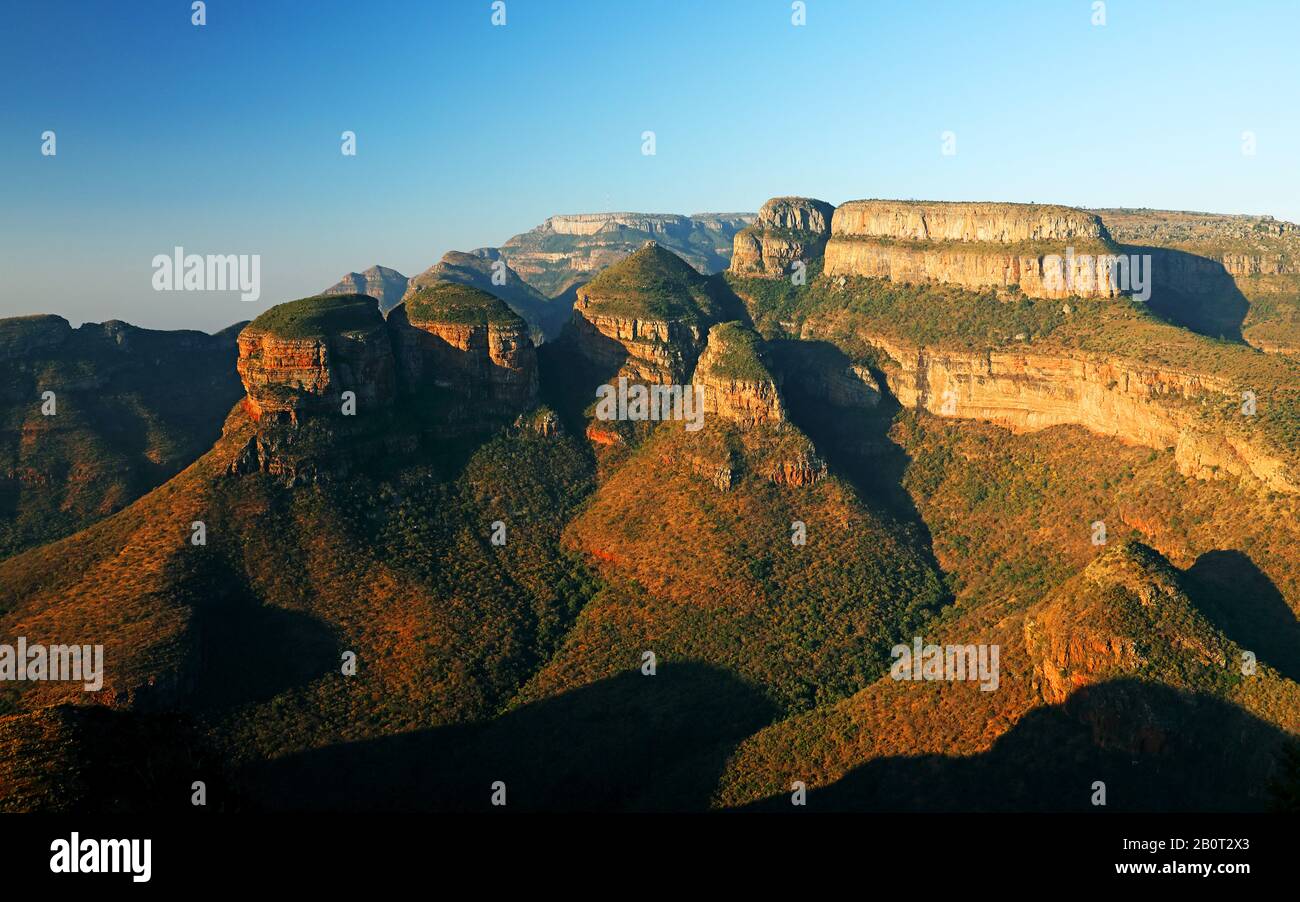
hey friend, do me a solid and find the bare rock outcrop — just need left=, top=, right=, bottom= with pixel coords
left=499, top=211, right=754, bottom=297
left=236, top=295, right=396, bottom=425
left=841, top=329, right=1298, bottom=493
left=692, top=322, right=786, bottom=428
left=730, top=197, right=836, bottom=278
left=389, top=282, right=538, bottom=412
left=824, top=200, right=1122, bottom=299
left=567, top=243, right=728, bottom=384
left=321, top=266, right=410, bottom=314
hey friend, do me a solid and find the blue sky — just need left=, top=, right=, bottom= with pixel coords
left=2, top=0, right=1297, bottom=331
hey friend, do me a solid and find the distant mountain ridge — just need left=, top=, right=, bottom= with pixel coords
left=322, top=211, right=755, bottom=341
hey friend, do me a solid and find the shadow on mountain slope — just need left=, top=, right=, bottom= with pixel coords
left=767, top=339, right=946, bottom=589
left=1126, top=245, right=1249, bottom=341
left=1184, top=549, right=1300, bottom=683
left=242, top=662, right=775, bottom=812
left=740, top=680, right=1292, bottom=812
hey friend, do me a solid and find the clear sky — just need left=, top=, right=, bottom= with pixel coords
left=2, top=0, right=1297, bottom=331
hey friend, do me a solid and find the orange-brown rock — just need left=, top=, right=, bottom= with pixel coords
left=846, top=330, right=1298, bottom=493
left=235, top=295, right=396, bottom=425
left=389, top=282, right=538, bottom=412
left=691, top=322, right=786, bottom=428
left=567, top=243, right=728, bottom=383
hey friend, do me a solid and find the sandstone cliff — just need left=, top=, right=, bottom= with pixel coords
left=389, top=282, right=538, bottom=411
left=404, top=249, right=565, bottom=341
left=692, top=322, right=785, bottom=428
left=236, top=295, right=396, bottom=424
left=566, top=243, right=730, bottom=383
left=498, top=211, right=754, bottom=297
left=1093, top=208, right=1300, bottom=353
left=729, top=196, right=836, bottom=278
left=824, top=200, right=1122, bottom=299
left=825, top=327, right=1297, bottom=493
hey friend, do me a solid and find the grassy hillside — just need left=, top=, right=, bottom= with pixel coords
left=0, top=315, right=244, bottom=560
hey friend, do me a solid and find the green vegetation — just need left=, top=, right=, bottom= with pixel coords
left=248, top=294, right=381, bottom=338
left=405, top=282, right=525, bottom=327
left=581, top=244, right=727, bottom=322
left=704, top=321, right=773, bottom=382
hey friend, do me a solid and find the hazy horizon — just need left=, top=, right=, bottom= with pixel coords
left=4, top=0, right=1298, bottom=331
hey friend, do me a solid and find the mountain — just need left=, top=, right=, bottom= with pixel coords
left=4, top=198, right=1300, bottom=814
left=321, top=265, right=410, bottom=314
left=716, top=541, right=1300, bottom=811
left=0, top=314, right=244, bottom=561
left=498, top=211, right=754, bottom=298
left=404, top=249, right=566, bottom=342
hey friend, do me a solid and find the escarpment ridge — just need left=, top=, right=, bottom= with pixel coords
left=825, top=200, right=1122, bottom=299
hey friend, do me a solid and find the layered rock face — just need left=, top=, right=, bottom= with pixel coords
left=1094, top=208, right=1300, bottom=275
left=389, top=283, right=538, bottom=411
left=236, top=295, right=396, bottom=424
left=566, top=243, right=725, bottom=384
left=568, top=309, right=705, bottom=384
left=729, top=197, right=835, bottom=278
left=692, top=322, right=785, bottom=428
left=849, top=330, right=1297, bottom=493
left=825, top=240, right=1124, bottom=298
left=232, top=290, right=538, bottom=480
left=322, top=265, right=410, bottom=314
left=1093, top=208, right=1300, bottom=352
left=834, top=201, right=1106, bottom=244
left=825, top=200, right=1122, bottom=299
left=0, top=314, right=245, bottom=558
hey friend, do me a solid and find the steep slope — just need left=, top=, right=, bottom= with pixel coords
left=0, top=314, right=244, bottom=560
left=716, top=541, right=1300, bottom=811
left=519, top=307, right=946, bottom=717
left=729, top=261, right=1300, bottom=495
left=404, top=248, right=566, bottom=342
left=692, top=321, right=786, bottom=428
left=729, top=196, right=835, bottom=278
left=565, top=242, right=738, bottom=383
left=825, top=200, right=1124, bottom=299
left=1093, top=207, right=1300, bottom=349
left=321, top=265, right=410, bottom=314
left=0, top=291, right=596, bottom=810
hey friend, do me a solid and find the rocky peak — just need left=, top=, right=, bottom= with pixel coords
left=389, top=282, right=538, bottom=412
left=568, top=243, right=729, bottom=383
left=0, top=314, right=73, bottom=360
left=404, top=249, right=563, bottom=341
left=322, top=265, right=410, bottom=314
left=692, top=321, right=786, bottom=428
left=756, top=196, right=836, bottom=234
left=497, top=210, right=754, bottom=297
left=1024, top=542, right=1231, bottom=707
left=730, top=196, right=835, bottom=278
left=236, top=294, right=396, bottom=425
